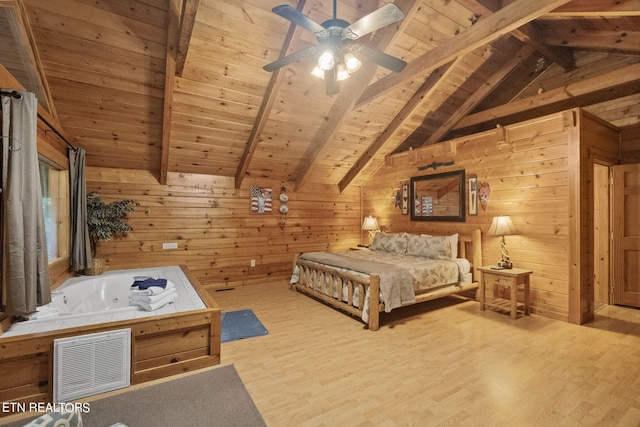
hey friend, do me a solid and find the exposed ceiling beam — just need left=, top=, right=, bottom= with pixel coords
left=452, top=62, right=640, bottom=132
left=424, top=44, right=537, bottom=146
left=356, top=0, right=574, bottom=107
left=508, top=23, right=574, bottom=70
left=541, top=29, right=640, bottom=53
left=235, top=0, right=309, bottom=189
left=546, top=0, right=640, bottom=16
left=295, top=0, right=421, bottom=189
left=175, top=0, right=200, bottom=77
left=160, top=0, right=181, bottom=185
left=457, top=0, right=574, bottom=70
left=338, top=61, right=457, bottom=192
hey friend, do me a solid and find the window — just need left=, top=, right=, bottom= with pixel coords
left=39, top=158, right=69, bottom=262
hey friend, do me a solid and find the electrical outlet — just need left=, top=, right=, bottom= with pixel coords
left=250, top=259, right=256, bottom=267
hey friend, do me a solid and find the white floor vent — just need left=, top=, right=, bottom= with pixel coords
left=54, top=328, right=131, bottom=402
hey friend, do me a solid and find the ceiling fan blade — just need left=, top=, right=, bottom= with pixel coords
left=344, top=4, right=404, bottom=40
left=354, top=44, right=407, bottom=73
left=263, top=46, right=317, bottom=72
left=325, top=68, right=339, bottom=96
left=272, top=5, right=326, bottom=35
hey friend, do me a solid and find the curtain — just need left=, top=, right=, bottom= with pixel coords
left=1, top=90, right=51, bottom=317
left=69, top=147, right=92, bottom=272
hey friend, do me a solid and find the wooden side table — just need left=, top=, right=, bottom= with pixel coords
left=478, top=267, right=532, bottom=319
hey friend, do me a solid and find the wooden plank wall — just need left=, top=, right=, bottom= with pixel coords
left=85, top=169, right=361, bottom=289
left=362, top=108, right=621, bottom=323
left=569, top=111, right=619, bottom=324
left=621, top=124, right=640, bottom=164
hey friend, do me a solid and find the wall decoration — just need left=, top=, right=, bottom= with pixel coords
left=468, top=175, right=478, bottom=216
left=410, top=170, right=466, bottom=222
left=250, top=186, right=272, bottom=214
left=417, top=160, right=455, bottom=171
left=278, top=186, right=289, bottom=229
left=478, top=181, right=491, bottom=211
left=422, top=196, right=433, bottom=216
left=402, top=184, right=408, bottom=215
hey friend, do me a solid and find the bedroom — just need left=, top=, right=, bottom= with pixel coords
left=1, top=0, right=640, bottom=424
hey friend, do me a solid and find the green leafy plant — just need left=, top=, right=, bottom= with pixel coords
left=87, top=191, right=139, bottom=256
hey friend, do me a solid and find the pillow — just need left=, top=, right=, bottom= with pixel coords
left=421, top=233, right=458, bottom=259
left=22, top=409, right=83, bottom=427
left=407, top=234, right=452, bottom=259
left=370, top=232, right=409, bottom=254
left=446, top=233, right=459, bottom=259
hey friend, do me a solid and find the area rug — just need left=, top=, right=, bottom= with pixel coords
left=0, top=365, right=265, bottom=427
left=221, top=309, right=269, bottom=343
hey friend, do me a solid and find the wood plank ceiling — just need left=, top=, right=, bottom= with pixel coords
left=2, top=0, right=640, bottom=189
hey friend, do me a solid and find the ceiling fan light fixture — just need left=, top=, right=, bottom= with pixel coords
left=344, top=52, right=361, bottom=73
left=311, top=65, right=325, bottom=79
left=336, top=63, right=350, bottom=81
left=317, top=49, right=335, bottom=71
left=265, top=3, right=407, bottom=94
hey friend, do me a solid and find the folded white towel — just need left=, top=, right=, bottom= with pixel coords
left=27, top=305, right=60, bottom=320
left=130, top=280, right=175, bottom=296
left=130, top=291, right=177, bottom=311
left=129, top=287, right=177, bottom=305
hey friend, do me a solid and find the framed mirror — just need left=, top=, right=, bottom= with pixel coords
left=410, top=170, right=466, bottom=222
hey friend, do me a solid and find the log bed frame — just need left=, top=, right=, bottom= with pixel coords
left=293, top=230, right=482, bottom=331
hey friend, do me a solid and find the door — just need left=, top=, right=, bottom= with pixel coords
left=593, top=164, right=609, bottom=307
left=612, top=164, right=640, bottom=307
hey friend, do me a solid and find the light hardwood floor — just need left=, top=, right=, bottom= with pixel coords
left=212, top=281, right=640, bottom=427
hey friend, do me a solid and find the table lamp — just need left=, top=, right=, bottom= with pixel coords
left=361, top=215, right=379, bottom=246
left=487, top=215, right=517, bottom=269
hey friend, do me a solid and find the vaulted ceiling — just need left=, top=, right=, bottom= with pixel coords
left=2, top=0, right=639, bottom=190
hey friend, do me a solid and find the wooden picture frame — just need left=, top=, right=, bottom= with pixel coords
left=410, top=170, right=466, bottom=222
left=250, top=186, right=272, bottom=214
left=468, top=175, right=478, bottom=216
left=402, top=184, right=408, bottom=215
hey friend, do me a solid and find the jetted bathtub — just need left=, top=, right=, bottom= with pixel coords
left=0, top=265, right=221, bottom=412
left=3, top=265, right=207, bottom=337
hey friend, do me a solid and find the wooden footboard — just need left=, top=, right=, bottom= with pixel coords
left=294, top=257, right=382, bottom=329
left=293, top=229, right=482, bottom=331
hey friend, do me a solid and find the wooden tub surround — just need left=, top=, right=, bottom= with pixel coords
left=293, top=230, right=482, bottom=330
left=0, top=266, right=220, bottom=415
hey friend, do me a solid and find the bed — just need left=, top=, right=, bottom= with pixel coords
left=291, top=229, right=482, bottom=330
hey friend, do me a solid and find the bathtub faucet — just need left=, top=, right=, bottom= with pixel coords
left=51, top=290, right=67, bottom=304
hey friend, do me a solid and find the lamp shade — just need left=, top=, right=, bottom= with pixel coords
left=487, top=215, right=517, bottom=236
left=362, top=215, right=379, bottom=231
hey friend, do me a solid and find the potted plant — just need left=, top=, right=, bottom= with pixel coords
left=85, top=191, right=139, bottom=275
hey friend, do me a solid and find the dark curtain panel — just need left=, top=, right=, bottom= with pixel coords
left=1, top=90, right=51, bottom=317
left=69, top=147, right=92, bottom=272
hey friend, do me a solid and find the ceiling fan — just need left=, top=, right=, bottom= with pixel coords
left=263, top=1, right=407, bottom=95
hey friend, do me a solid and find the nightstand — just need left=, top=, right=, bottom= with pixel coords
left=478, top=267, right=532, bottom=319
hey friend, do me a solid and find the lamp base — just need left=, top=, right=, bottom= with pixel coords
left=497, top=259, right=513, bottom=269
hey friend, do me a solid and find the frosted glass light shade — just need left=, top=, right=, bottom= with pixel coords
left=487, top=215, right=517, bottom=236
left=362, top=215, right=379, bottom=231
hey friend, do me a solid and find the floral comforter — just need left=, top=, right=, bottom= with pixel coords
left=339, top=250, right=466, bottom=292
